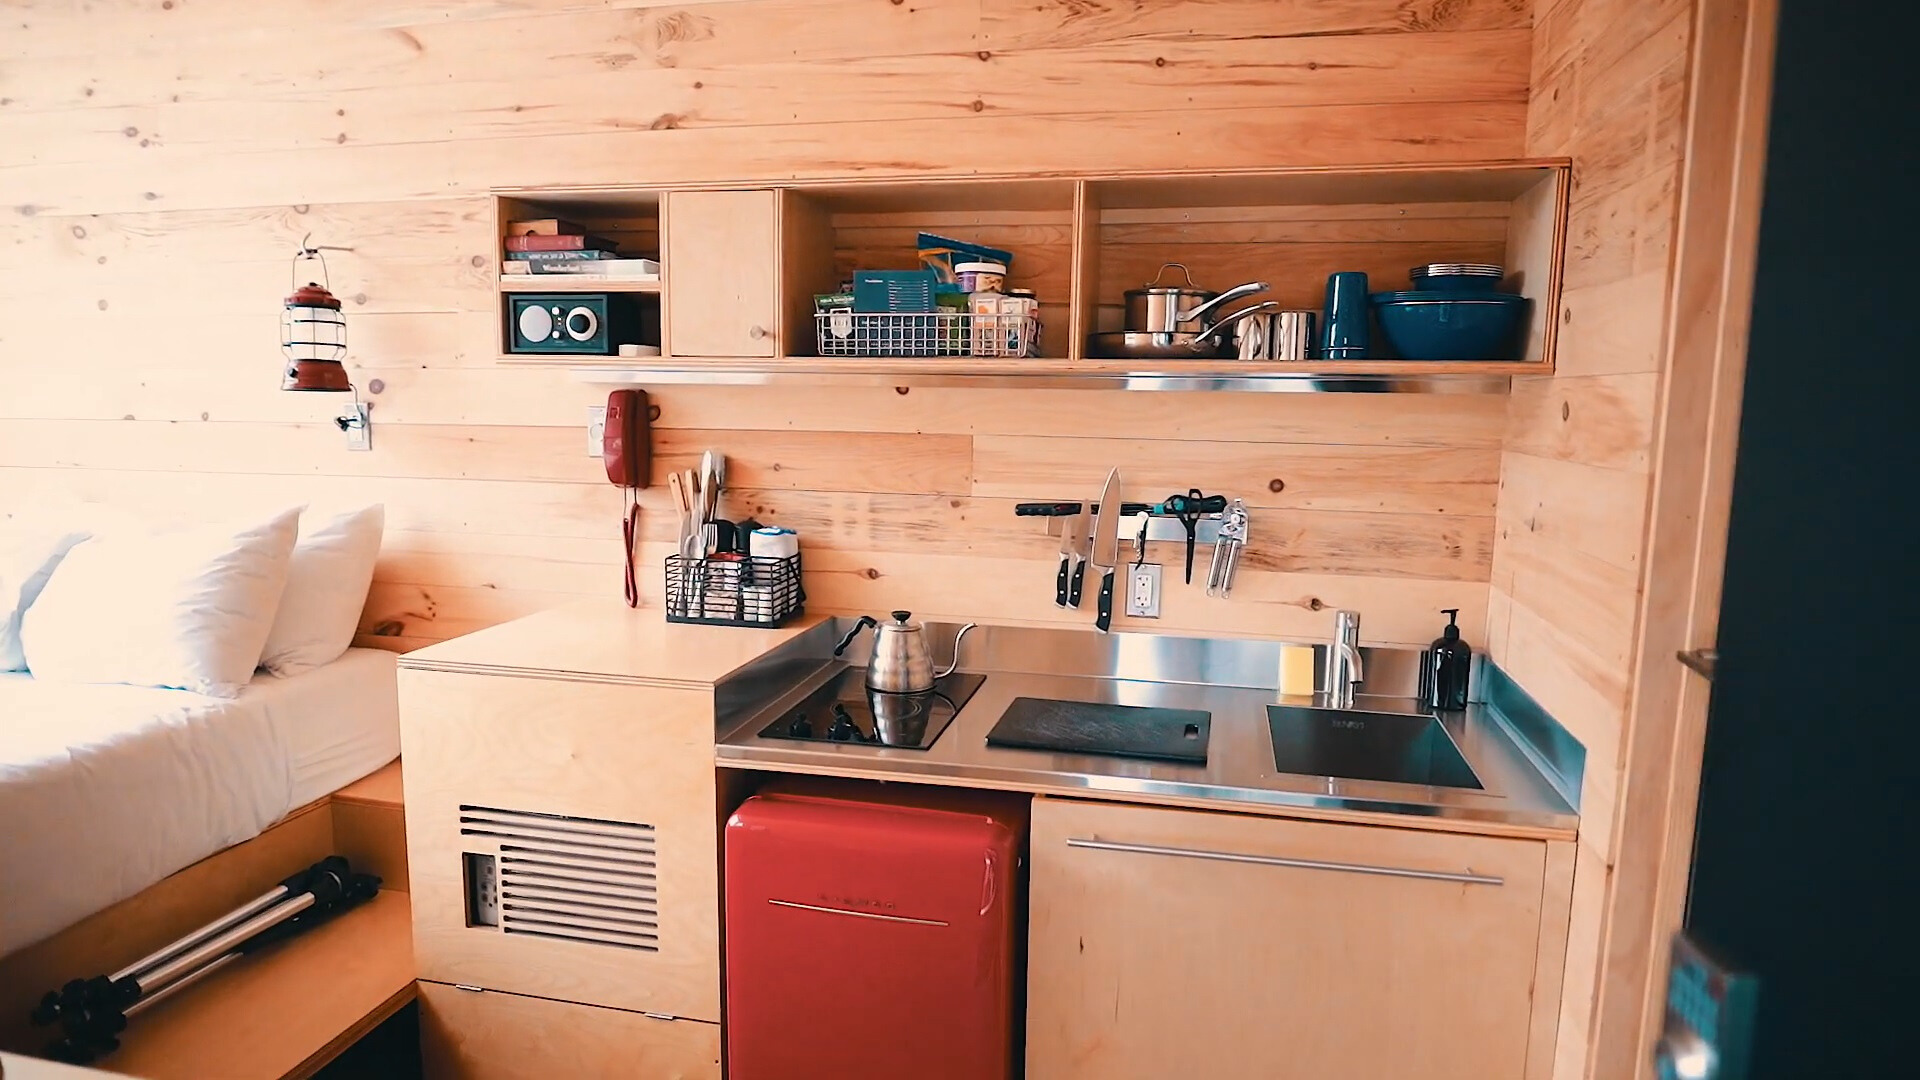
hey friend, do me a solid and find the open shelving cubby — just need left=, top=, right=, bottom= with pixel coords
left=491, top=160, right=1569, bottom=391
left=491, top=190, right=665, bottom=359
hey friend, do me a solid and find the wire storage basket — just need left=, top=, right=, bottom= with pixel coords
left=815, top=312, right=1040, bottom=358
left=664, top=553, right=805, bottom=627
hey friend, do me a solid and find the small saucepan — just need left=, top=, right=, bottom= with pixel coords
left=1091, top=301, right=1282, bottom=360
left=1124, top=263, right=1272, bottom=335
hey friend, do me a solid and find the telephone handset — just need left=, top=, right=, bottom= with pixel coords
left=603, top=390, right=651, bottom=607
left=603, top=389, right=651, bottom=488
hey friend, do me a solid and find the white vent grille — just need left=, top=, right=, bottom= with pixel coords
left=460, top=805, right=659, bottom=952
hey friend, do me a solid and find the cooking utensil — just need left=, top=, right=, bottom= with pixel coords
left=1156, top=490, right=1225, bottom=585
left=1370, top=291, right=1529, bottom=360
left=1207, top=499, right=1248, bottom=598
left=1089, top=301, right=1281, bottom=359
left=1271, top=310, right=1316, bottom=361
left=832, top=611, right=978, bottom=695
left=1235, top=310, right=1269, bottom=360
left=1054, top=508, right=1079, bottom=608
left=1123, top=263, right=1271, bottom=335
left=1066, top=505, right=1092, bottom=607
left=1090, top=468, right=1122, bottom=633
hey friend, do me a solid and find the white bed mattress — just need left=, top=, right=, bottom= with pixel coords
left=0, top=648, right=398, bottom=956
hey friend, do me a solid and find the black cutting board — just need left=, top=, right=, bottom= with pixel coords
left=986, top=697, right=1211, bottom=765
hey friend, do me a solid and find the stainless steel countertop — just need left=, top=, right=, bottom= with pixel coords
left=714, top=657, right=1580, bottom=840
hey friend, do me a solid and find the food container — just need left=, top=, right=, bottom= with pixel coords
left=955, top=261, right=1008, bottom=294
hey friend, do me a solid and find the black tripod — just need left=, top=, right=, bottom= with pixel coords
left=30, top=855, right=381, bottom=1065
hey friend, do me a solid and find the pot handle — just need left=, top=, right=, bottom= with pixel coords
left=1177, top=280, right=1270, bottom=326
left=833, top=615, right=879, bottom=657
left=1145, top=262, right=1198, bottom=289
left=1190, top=301, right=1283, bottom=349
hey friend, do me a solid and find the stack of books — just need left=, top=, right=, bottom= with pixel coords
left=502, top=218, right=662, bottom=280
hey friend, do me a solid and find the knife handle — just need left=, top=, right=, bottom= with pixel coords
left=1069, top=559, right=1087, bottom=607
left=1095, top=567, right=1116, bottom=633
left=1055, top=555, right=1071, bottom=607
left=1016, top=502, right=1083, bottom=517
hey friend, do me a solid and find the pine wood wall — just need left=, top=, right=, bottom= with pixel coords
left=1488, top=0, right=1696, bottom=1075
left=0, top=0, right=1533, bottom=651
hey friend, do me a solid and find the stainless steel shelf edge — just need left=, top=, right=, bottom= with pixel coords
left=565, top=365, right=1513, bottom=394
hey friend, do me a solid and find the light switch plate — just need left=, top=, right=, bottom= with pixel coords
left=586, top=405, right=607, bottom=457
left=1127, top=563, right=1162, bottom=618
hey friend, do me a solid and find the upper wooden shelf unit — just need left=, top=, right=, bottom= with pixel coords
left=491, top=161, right=1569, bottom=391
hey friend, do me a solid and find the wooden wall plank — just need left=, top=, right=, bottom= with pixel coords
left=1, top=3, right=1535, bottom=655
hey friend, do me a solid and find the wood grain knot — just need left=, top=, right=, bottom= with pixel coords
left=977, top=50, right=992, bottom=61
left=894, top=386, right=910, bottom=395
left=122, top=126, right=138, bottom=137
left=70, top=224, right=85, bottom=238
left=1307, top=597, right=1325, bottom=611
left=367, top=379, right=386, bottom=395
left=971, top=99, right=985, bottom=112
left=863, top=568, right=882, bottom=580
left=1560, top=401, right=1570, bottom=421
left=1268, top=479, right=1285, bottom=492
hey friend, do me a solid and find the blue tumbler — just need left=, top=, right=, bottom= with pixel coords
left=1321, top=271, right=1370, bottom=359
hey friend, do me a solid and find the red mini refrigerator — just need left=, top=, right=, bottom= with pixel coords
left=724, top=779, right=1028, bottom=1080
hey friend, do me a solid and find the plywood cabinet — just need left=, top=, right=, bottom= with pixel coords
left=399, top=670, right=720, bottom=1021
left=665, top=189, right=780, bottom=357
left=1027, top=797, right=1553, bottom=1080
left=418, top=980, right=720, bottom=1080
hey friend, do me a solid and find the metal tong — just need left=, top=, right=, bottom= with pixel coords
left=1206, top=499, right=1248, bottom=597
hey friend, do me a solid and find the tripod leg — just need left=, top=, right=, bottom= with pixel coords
left=121, top=952, right=244, bottom=1020
left=111, top=884, right=290, bottom=983
left=136, top=892, right=317, bottom=996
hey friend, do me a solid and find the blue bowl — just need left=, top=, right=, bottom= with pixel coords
left=1370, top=291, right=1529, bottom=361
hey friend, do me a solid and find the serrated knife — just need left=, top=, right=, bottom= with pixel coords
left=1091, top=468, right=1122, bottom=633
left=1056, top=505, right=1091, bottom=608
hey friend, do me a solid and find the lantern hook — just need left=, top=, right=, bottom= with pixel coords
left=291, top=234, right=356, bottom=290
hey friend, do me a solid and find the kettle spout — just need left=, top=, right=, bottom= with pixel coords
left=935, top=623, right=978, bottom=679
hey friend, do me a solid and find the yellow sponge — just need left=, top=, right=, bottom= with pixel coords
left=1279, top=644, right=1317, bottom=697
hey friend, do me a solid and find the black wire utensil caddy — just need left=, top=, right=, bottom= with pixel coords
left=664, top=552, right=805, bottom=627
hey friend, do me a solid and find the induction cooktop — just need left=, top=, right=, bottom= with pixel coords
left=756, top=668, right=986, bottom=750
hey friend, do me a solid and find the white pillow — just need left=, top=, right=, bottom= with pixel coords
left=21, top=509, right=301, bottom=697
left=258, top=505, right=384, bottom=676
left=0, top=527, right=91, bottom=670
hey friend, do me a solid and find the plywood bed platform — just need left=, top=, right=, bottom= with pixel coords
left=0, top=762, right=413, bottom=1079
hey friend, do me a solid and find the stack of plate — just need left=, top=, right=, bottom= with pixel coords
left=1409, top=263, right=1506, bottom=291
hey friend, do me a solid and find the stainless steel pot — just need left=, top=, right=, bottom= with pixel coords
left=833, top=611, right=976, bottom=694
left=1091, top=302, right=1281, bottom=359
left=1124, top=263, right=1270, bottom=335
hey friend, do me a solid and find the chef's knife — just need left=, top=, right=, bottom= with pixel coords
left=1091, top=468, right=1122, bottom=633
left=1067, top=505, right=1091, bottom=607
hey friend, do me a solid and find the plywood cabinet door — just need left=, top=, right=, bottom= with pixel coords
left=399, top=671, right=720, bottom=1021
left=665, top=189, right=779, bottom=357
left=419, top=980, right=720, bottom=1080
left=1027, top=798, right=1551, bottom=1080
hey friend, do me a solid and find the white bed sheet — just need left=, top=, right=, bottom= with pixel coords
left=0, top=648, right=397, bottom=956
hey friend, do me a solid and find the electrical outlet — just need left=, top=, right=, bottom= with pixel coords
left=1126, top=563, right=1162, bottom=618
left=585, top=405, right=607, bottom=457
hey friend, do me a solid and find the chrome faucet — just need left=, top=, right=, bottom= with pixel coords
left=1323, top=610, right=1365, bottom=708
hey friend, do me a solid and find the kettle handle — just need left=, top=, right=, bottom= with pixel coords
left=935, top=623, right=978, bottom=679
left=833, top=615, right=879, bottom=658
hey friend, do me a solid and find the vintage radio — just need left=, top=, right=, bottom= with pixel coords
left=506, top=293, right=657, bottom=355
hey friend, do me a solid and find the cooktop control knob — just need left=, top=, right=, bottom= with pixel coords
left=786, top=713, right=813, bottom=738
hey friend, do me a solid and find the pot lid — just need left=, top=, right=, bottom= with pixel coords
left=285, top=283, right=342, bottom=309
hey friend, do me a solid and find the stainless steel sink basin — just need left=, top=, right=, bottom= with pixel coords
left=1265, top=704, right=1483, bottom=790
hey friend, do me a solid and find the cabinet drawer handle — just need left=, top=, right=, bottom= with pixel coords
left=1065, top=837, right=1503, bottom=887
left=749, top=325, right=769, bottom=340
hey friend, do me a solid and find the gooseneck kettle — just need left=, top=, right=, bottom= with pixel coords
left=833, top=611, right=976, bottom=694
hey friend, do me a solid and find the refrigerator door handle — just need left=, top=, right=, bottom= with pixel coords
left=766, top=898, right=951, bottom=927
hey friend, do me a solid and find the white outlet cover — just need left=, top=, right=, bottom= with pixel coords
left=1126, top=562, right=1162, bottom=618
left=586, top=405, right=607, bottom=457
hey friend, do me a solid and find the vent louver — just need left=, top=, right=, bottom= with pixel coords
left=460, top=804, right=660, bottom=952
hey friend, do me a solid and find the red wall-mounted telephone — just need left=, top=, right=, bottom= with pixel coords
left=603, top=389, right=651, bottom=489
left=603, top=389, right=651, bottom=607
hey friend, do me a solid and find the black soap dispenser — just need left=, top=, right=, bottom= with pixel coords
left=1426, top=608, right=1472, bottom=711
